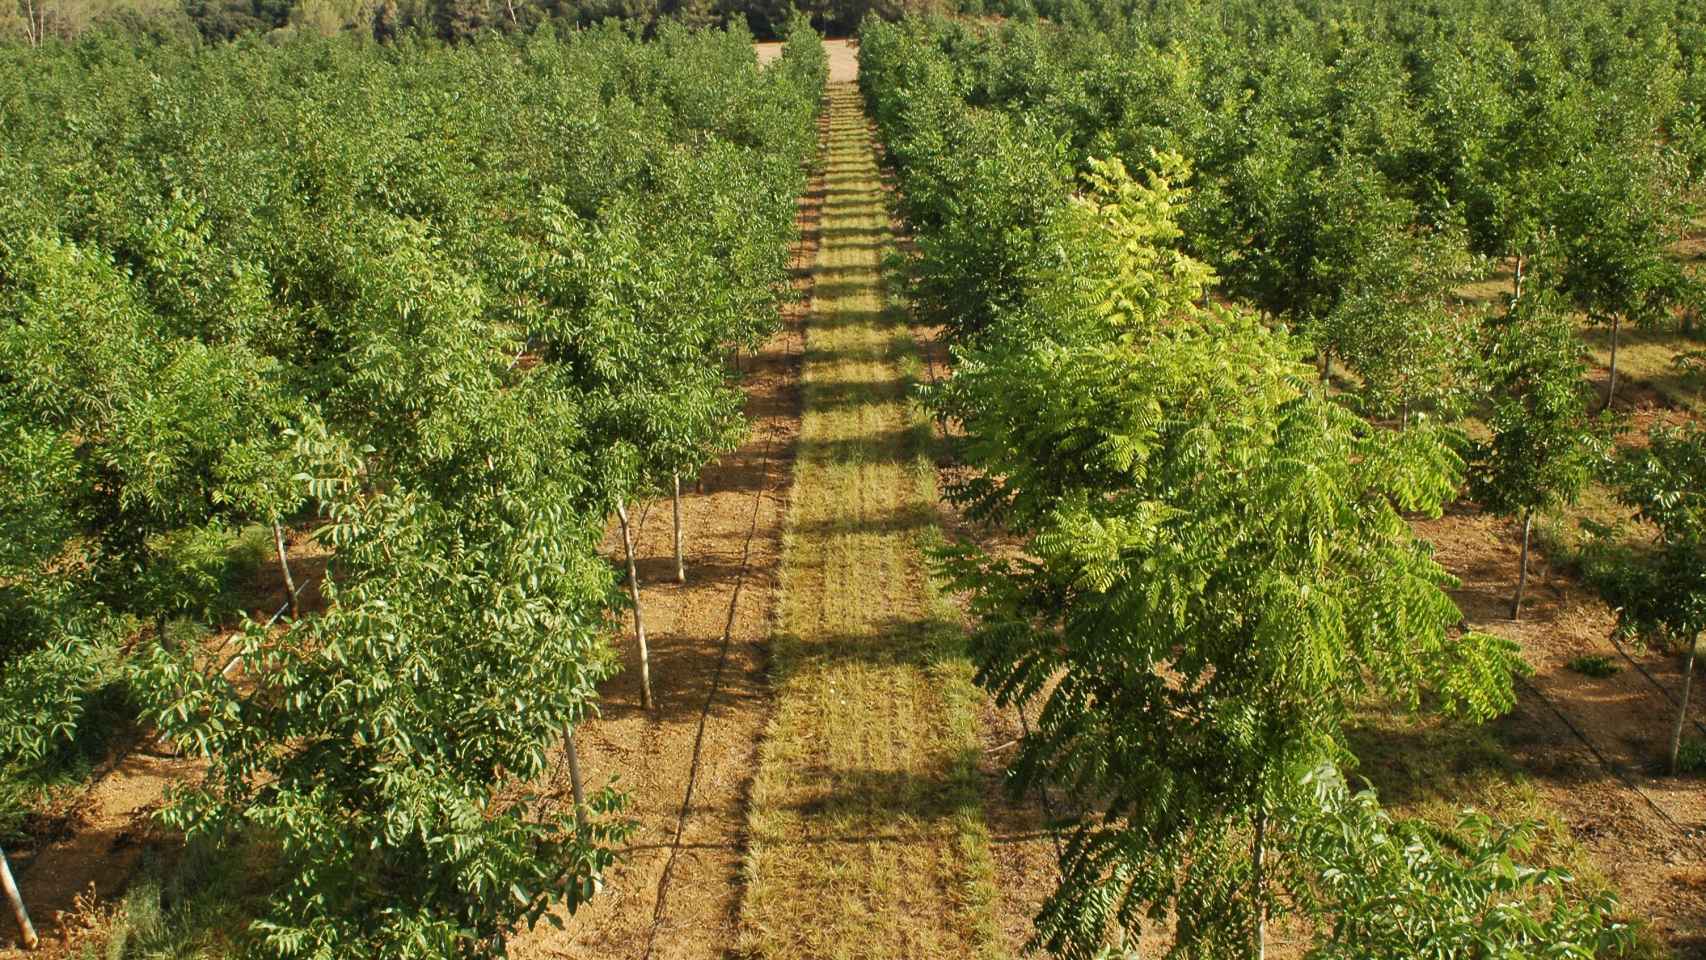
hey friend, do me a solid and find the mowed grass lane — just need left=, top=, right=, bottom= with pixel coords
left=737, top=83, right=1003, bottom=960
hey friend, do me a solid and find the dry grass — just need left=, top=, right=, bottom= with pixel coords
left=1579, top=320, right=1706, bottom=415
left=737, top=84, right=1002, bottom=960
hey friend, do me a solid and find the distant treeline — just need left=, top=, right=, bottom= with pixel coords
left=3, top=0, right=933, bottom=44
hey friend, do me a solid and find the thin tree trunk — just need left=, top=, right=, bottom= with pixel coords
left=1, top=845, right=37, bottom=951
left=273, top=522, right=299, bottom=620
left=672, top=474, right=686, bottom=585
left=1252, top=806, right=1266, bottom=960
left=615, top=497, right=654, bottom=710
left=1512, top=253, right=1524, bottom=301
left=563, top=726, right=588, bottom=830
left=1511, top=509, right=1533, bottom=621
left=1670, top=632, right=1700, bottom=775
left=1603, top=313, right=1622, bottom=411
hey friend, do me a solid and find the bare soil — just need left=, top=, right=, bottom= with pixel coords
left=1416, top=506, right=1706, bottom=954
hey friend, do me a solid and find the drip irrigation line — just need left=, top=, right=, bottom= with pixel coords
left=1602, top=629, right=1706, bottom=740
left=1513, top=673, right=1694, bottom=839
left=641, top=407, right=777, bottom=960
left=1016, top=702, right=1067, bottom=868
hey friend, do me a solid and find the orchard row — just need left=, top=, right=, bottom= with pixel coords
left=0, top=22, right=825, bottom=955
left=859, top=3, right=1705, bottom=956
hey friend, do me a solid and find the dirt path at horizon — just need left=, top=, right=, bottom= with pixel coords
left=735, top=83, right=1004, bottom=960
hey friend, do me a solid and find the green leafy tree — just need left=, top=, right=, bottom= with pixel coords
left=1593, top=423, right=1706, bottom=774
left=930, top=157, right=1534, bottom=959
left=1551, top=141, right=1692, bottom=410
left=1294, top=763, right=1632, bottom=958
left=138, top=422, right=631, bottom=956
left=1472, top=286, right=1612, bottom=620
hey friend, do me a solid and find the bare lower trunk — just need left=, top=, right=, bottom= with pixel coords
left=615, top=497, right=654, bottom=710
left=1, top=845, right=37, bottom=950
left=1511, top=509, right=1533, bottom=621
left=22, top=0, right=43, bottom=47
left=1604, top=313, right=1622, bottom=411
left=672, top=474, right=686, bottom=584
left=273, top=522, right=299, bottom=619
left=1252, top=806, right=1266, bottom=960
left=564, top=727, right=588, bottom=830
left=1512, top=253, right=1524, bottom=301
left=1670, top=633, right=1700, bottom=775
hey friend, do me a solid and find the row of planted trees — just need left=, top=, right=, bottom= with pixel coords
left=0, top=19, right=826, bottom=955
left=866, top=0, right=1706, bottom=757
left=859, top=7, right=1702, bottom=956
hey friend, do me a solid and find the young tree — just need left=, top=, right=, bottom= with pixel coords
left=932, top=157, right=1534, bottom=959
left=1594, top=423, right=1706, bottom=774
left=0, top=845, right=35, bottom=951
left=1471, top=286, right=1611, bottom=620
left=1551, top=141, right=1691, bottom=411
left=1294, top=763, right=1632, bottom=957
left=139, top=422, right=631, bottom=956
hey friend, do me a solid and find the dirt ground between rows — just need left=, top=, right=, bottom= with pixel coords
left=504, top=108, right=821, bottom=960
left=1418, top=502, right=1706, bottom=955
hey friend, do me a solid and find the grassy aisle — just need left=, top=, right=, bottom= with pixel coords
left=738, top=84, right=1002, bottom=960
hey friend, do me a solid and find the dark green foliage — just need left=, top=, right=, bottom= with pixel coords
left=1594, top=423, right=1706, bottom=647
left=1567, top=655, right=1620, bottom=678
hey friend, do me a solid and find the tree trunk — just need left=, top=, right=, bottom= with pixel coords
left=1603, top=313, right=1622, bottom=412
left=564, top=726, right=588, bottom=830
left=273, top=522, right=299, bottom=620
left=1511, top=509, right=1533, bottom=621
left=22, top=0, right=41, bottom=47
left=1252, top=806, right=1266, bottom=960
left=672, top=474, right=686, bottom=585
left=615, top=497, right=654, bottom=710
left=1512, top=253, right=1524, bottom=301
left=1670, top=632, right=1700, bottom=775
left=1, top=845, right=37, bottom=951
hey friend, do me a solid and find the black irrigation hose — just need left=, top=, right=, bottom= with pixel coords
left=1602, top=630, right=1706, bottom=740
left=641, top=415, right=777, bottom=959
left=1015, top=703, right=1067, bottom=868
left=1513, top=673, right=1696, bottom=839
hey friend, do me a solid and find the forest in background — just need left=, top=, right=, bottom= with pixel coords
left=1, top=0, right=925, bottom=46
